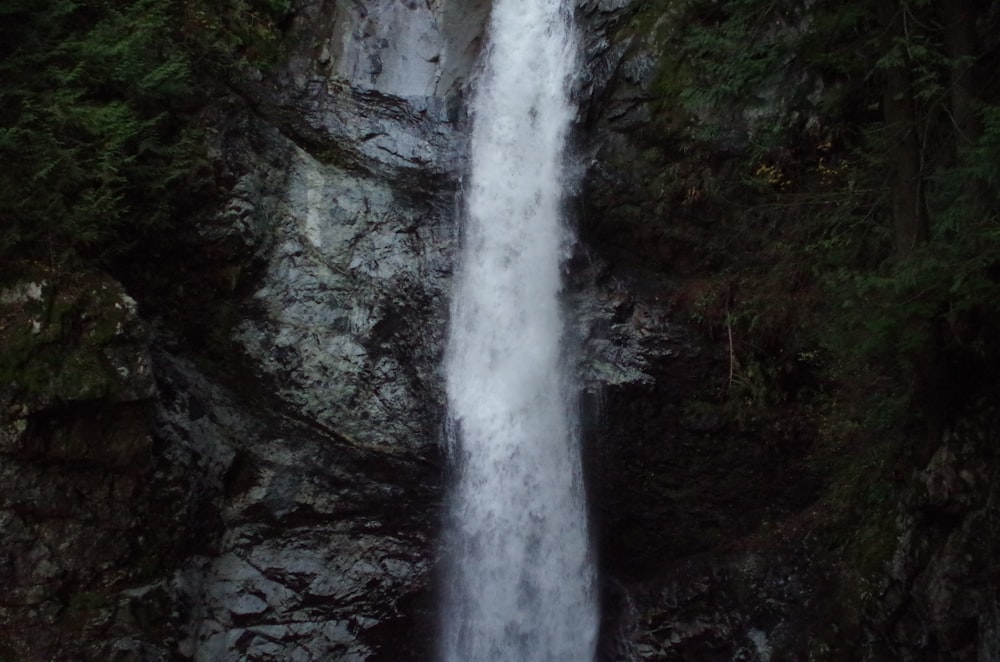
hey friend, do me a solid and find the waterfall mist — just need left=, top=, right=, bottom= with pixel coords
left=439, top=0, right=598, bottom=660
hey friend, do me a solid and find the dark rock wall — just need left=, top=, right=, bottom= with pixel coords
left=574, top=2, right=1000, bottom=661
left=3, top=0, right=1000, bottom=660
left=2, top=0, right=485, bottom=658
left=0, top=271, right=157, bottom=660
left=115, top=0, right=486, bottom=657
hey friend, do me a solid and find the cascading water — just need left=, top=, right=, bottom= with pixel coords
left=440, top=0, right=597, bottom=660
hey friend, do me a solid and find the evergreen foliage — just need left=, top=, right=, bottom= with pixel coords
left=666, top=0, right=1000, bottom=431
left=0, top=0, right=288, bottom=270
left=1, top=0, right=191, bottom=265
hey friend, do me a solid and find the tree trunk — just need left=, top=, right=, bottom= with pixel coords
left=943, top=0, right=982, bottom=148
left=879, top=2, right=944, bottom=455
left=879, top=2, right=930, bottom=259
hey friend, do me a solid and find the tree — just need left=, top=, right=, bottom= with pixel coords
left=877, top=1, right=930, bottom=258
left=0, top=0, right=199, bottom=267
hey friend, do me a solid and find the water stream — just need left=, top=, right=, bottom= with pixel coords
left=440, top=1, right=597, bottom=659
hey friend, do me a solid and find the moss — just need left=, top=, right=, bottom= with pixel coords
left=0, top=270, right=144, bottom=402
left=66, top=590, right=112, bottom=614
left=847, top=507, right=897, bottom=585
left=619, top=0, right=680, bottom=36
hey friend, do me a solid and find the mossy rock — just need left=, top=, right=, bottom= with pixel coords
left=0, top=266, right=155, bottom=405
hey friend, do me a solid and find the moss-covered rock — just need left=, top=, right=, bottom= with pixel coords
left=0, top=267, right=157, bottom=660
left=0, top=267, right=155, bottom=405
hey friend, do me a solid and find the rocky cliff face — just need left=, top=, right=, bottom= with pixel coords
left=1, top=0, right=486, bottom=658
left=3, top=0, right=1000, bottom=660
left=574, top=3, right=1000, bottom=661
left=0, top=270, right=157, bottom=660
left=125, top=0, right=484, bottom=658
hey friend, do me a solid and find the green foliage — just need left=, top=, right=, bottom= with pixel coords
left=678, top=0, right=809, bottom=153
left=799, top=2, right=871, bottom=76
left=0, top=0, right=288, bottom=269
left=681, top=0, right=790, bottom=100
left=0, top=0, right=203, bottom=265
left=652, top=0, right=1000, bottom=433
left=179, top=0, right=291, bottom=70
left=825, top=87, right=1000, bottom=379
left=972, top=105, right=1000, bottom=186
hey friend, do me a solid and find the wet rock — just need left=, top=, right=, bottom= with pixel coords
left=88, top=3, right=487, bottom=657
left=230, top=145, right=453, bottom=455
left=870, top=404, right=1000, bottom=661
left=144, top=350, right=441, bottom=660
left=0, top=269, right=156, bottom=660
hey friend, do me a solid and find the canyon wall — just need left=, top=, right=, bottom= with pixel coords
left=2, top=0, right=1000, bottom=660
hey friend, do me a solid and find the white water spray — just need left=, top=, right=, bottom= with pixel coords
left=440, top=1, right=597, bottom=660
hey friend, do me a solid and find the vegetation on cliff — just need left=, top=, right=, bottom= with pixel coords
left=616, top=0, right=1000, bottom=440
left=0, top=0, right=289, bottom=271
left=1, top=0, right=998, bottom=657
left=589, top=1, right=1000, bottom=655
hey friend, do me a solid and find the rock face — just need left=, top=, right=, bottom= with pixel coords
left=0, top=270, right=157, bottom=660
left=4, top=0, right=489, bottom=658
left=4, top=0, right=1000, bottom=660
left=572, top=3, right=1000, bottom=661
left=122, top=0, right=490, bottom=658
left=148, top=348, right=442, bottom=661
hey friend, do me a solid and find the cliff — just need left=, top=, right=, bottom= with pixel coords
left=2, top=0, right=1000, bottom=660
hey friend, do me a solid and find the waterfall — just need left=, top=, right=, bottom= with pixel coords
left=440, top=0, right=597, bottom=660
